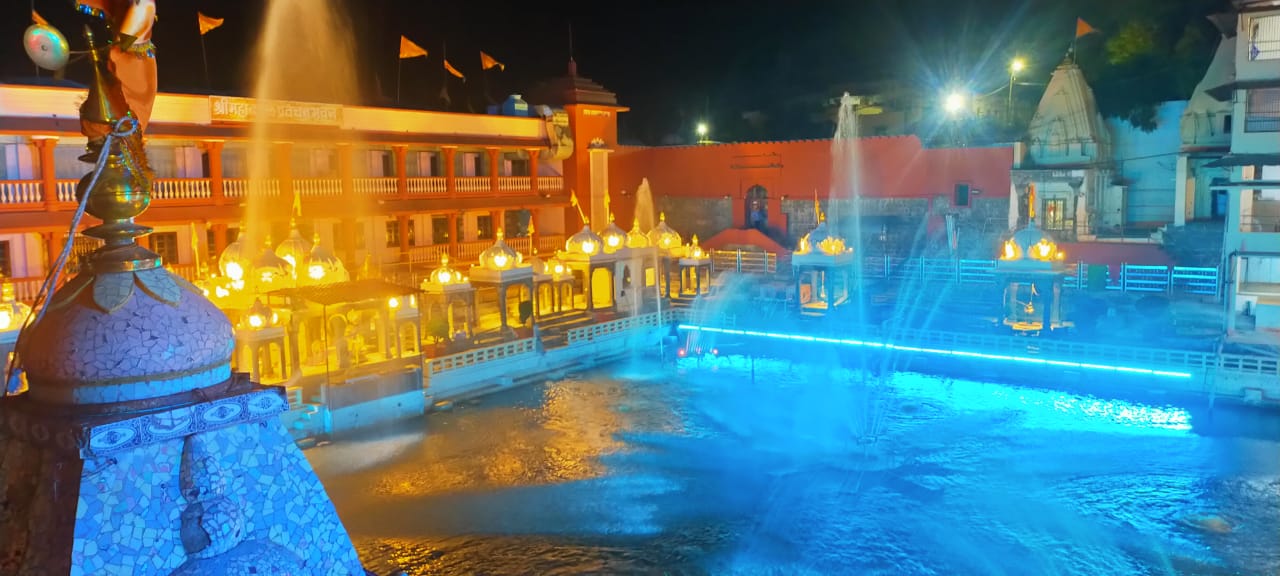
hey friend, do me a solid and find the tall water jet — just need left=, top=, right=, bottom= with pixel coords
left=832, top=93, right=866, bottom=325
left=634, top=178, right=656, bottom=232
left=244, top=0, right=362, bottom=251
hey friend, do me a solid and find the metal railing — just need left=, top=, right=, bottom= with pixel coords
left=710, top=250, right=777, bottom=274
left=858, top=256, right=1219, bottom=296
left=670, top=309, right=1280, bottom=379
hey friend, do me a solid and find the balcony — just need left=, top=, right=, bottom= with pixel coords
left=0, top=172, right=566, bottom=212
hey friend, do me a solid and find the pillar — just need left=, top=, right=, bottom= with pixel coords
left=274, top=142, right=294, bottom=201
left=393, top=144, right=408, bottom=200
left=498, top=285, right=509, bottom=329
left=337, top=144, right=356, bottom=263
left=205, top=140, right=225, bottom=206
left=527, top=148, right=541, bottom=193
left=397, top=214, right=410, bottom=263
left=35, top=137, right=58, bottom=210
left=41, top=231, right=57, bottom=276
left=447, top=213, right=459, bottom=259
left=1174, top=155, right=1189, bottom=227
left=529, top=208, right=541, bottom=249
left=491, top=210, right=504, bottom=239
left=212, top=223, right=228, bottom=257
left=442, top=147, right=457, bottom=197
left=486, top=147, right=501, bottom=195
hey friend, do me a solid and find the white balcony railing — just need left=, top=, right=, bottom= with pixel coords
left=455, top=176, right=490, bottom=193
left=223, top=178, right=280, bottom=198
left=406, top=177, right=447, bottom=195
left=540, top=176, right=564, bottom=191
left=152, top=178, right=211, bottom=201
left=0, top=180, right=42, bottom=204
left=293, top=178, right=342, bottom=197
left=353, top=177, right=398, bottom=196
left=498, top=176, right=531, bottom=191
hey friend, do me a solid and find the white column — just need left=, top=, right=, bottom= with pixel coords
left=1174, top=155, right=1188, bottom=227
left=1074, top=179, right=1090, bottom=239
left=1007, top=180, right=1019, bottom=230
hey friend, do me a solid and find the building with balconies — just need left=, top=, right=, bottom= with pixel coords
left=0, top=83, right=582, bottom=296
left=1200, top=0, right=1280, bottom=333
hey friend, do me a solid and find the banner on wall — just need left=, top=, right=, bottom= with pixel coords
left=209, top=96, right=343, bottom=126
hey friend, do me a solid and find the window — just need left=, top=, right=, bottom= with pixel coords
left=150, top=232, right=179, bottom=265
left=954, top=183, right=970, bottom=207
left=1222, top=114, right=1232, bottom=135
left=1248, top=14, right=1280, bottom=61
left=0, top=241, right=10, bottom=277
left=431, top=215, right=450, bottom=244
left=206, top=229, right=218, bottom=262
left=1245, top=88, right=1280, bottom=132
left=385, top=219, right=417, bottom=247
left=476, top=215, right=494, bottom=240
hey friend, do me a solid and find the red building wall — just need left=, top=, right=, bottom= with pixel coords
left=608, top=136, right=1014, bottom=230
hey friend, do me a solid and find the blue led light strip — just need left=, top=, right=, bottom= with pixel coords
left=676, top=324, right=1193, bottom=379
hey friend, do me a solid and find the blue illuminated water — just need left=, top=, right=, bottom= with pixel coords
left=309, top=358, right=1280, bottom=575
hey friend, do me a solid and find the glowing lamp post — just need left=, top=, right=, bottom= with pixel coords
left=1008, top=57, right=1026, bottom=125
left=696, top=122, right=709, bottom=144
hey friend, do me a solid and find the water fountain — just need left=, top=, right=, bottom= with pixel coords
left=634, top=178, right=657, bottom=233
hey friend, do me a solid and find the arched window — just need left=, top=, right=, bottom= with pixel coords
left=745, top=185, right=769, bottom=229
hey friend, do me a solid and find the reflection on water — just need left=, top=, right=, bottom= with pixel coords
left=307, top=357, right=1280, bottom=575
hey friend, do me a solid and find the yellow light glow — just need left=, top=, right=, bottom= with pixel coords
left=282, top=254, right=296, bottom=268
left=1011, top=58, right=1026, bottom=73
left=1002, top=241, right=1017, bottom=260
left=201, top=288, right=210, bottom=297
left=388, top=297, right=401, bottom=309
left=308, top=264, right=325, bottom=280
left=580, top=240, right=597, bottom=255
left=225, top=261, right=244, bottom=281
left=247, top=314, right=265, bottom=328
left=409, top=295, right=418, bottom=308
left=1036, top=241, right=1052, bottom=258
left=215, top=286, right=230, bottom=298
left=492, top=254, right=509, bottom=269
left=270, top=312, right=279, bottom=324
left=554, top=263, right=565, bottom=275
left=606, top=235, right=621, bottom=248
left=0, top=310, right=11, bottom=331
left=437, top=270, right=453, bottom=284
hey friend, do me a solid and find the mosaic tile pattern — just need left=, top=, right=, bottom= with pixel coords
left=22, top=270, right=234, bottom=405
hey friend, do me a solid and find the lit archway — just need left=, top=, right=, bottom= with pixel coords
left=745, top=185, right=769, bottom=229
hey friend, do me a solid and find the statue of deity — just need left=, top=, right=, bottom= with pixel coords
left=75, top=0, right=158, bottom=140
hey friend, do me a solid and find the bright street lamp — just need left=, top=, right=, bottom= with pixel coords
left=1008, top=57, right=1027, bottom=126
left=943, top=91, right=967, bottom=115
left=1010, top=57, right=1026, bottom=74
left=696, top=122, right=708, bottom=139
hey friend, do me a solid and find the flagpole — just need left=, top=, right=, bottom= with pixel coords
left=397, top=58, right=402, bottom=105
left=199, top=31, right=211, bottom=90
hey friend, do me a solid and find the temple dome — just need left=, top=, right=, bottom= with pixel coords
left=423, top=254, right=467, bottom=288
left=565, top=225, right=604, bottom=256
left=218, top=234, right=248, bottom=282
left=301, top=233, right=347, bottom=285
left=1001, top=219, right=1064, bottom=262
left=478, top=230, right=523, bottom=270
left=20, top=268, right=234, bottom=406
left=252, top=239, right=293, bottom=292
left=274, top=227, right=312, bottom=272
left=1026, top=59, right=1111, bottom=166
left=597, top=219, right=627, bottom=253
left=647, top=213, right=682, bottom=251
left=626, top=218, right=650, bottom=248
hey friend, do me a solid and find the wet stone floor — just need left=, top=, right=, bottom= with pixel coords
left=307, top=356, right=1280, bottom=575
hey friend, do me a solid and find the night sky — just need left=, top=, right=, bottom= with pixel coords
left=3, top=0, right=1223, bottom=144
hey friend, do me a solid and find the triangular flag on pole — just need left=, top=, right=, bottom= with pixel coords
left=438, top=83, right=451, bottom=105
left=32, top=10, right=48, bottom=26
left=444, top=60, right=465, bottom=81
left=399, top=36, right=427, bottom=59
left=197, top=12, right=224, bottom=35
left=1075, top=18, right=1098, bottom=39
left=480, top=51, right=505, bottom=71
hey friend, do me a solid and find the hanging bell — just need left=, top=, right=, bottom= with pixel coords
left=23, top=23, right=70, bottom=71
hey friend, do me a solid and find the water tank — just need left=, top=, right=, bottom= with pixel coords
left=502, top=94, right=530, bottom=117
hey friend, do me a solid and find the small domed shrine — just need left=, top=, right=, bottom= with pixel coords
left=421, top=254, right=476, bottom=340
left=996, top=195, right=1071, bottom=333
left=791, top=213, right=856, bottom=314
left=302, top=232, right=348, bottom=285
left=469, top=230, right=534, bottom=331
left=676, top=234, right=713, bottom=300
left=0, top=16, right=366, bottom=574
left=647, top=212, right=683, bottom=299
left=558, top=221, right=619, bottom=312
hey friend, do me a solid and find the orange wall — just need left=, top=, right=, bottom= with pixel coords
left=562, top=103, right=626, bottom=231
left=608, top=136, right=1013, bottom=229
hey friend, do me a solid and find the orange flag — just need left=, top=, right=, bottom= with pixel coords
left=197, top=12, right=224, bottom=35
left=444, top=59, right=465, bottom=81
left=32, top=9, right=48, bottom=26
left=399, top=36, right=427, bottom=59
left=1075, top=18, right=1098, bottom=39
left=480, top=51, right=505, bottom=71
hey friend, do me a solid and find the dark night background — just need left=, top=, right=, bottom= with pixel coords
left=2, top=0, right=1228, bottom=144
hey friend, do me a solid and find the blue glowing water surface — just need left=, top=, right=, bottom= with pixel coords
left=310, top=358, right=1280, bottom=575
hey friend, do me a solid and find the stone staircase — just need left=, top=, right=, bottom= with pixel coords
left=1161, top=220, right=1224, bottom=268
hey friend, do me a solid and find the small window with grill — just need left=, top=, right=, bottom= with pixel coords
left=150, top=232, right=179, bottom=265
left=1245, top=88, right=1280, bottom=132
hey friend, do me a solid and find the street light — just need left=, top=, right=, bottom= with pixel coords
left=696, top=122, right=708, bottom=143
left=1008, top=57, right=1026, bottom=126
left=943, top=91, right=967, bottom=115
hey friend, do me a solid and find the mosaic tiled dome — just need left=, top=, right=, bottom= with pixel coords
left=20, top=267, right=234, bottom=406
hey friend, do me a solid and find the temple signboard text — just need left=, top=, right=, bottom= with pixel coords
left=209, top=96, right=343, bottom=126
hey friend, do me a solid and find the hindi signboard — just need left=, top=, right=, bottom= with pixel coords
left=209, top=96, right=343, bottom=126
